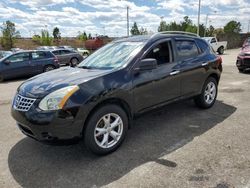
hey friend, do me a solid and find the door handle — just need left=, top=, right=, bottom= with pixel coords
left=170, top=70, right=180, bottom=76
left=202, top=62, right=208, bottom=66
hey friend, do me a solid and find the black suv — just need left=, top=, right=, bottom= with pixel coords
left=11, top=32, right=222, bottom=155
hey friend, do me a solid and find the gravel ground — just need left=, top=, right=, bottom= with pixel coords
left=0, top=48, right=249, bottom=188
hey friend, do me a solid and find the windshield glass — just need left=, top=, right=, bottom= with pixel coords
left=78, top=41, right=144, bottom=69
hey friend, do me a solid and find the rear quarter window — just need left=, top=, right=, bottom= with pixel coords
left=196, top=39, right=209, bottom=53
left=176, top=40, right=199, bottom=59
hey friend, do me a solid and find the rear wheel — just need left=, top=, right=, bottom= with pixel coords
left=70, top=58, right=79, bottom=67
left=44, top=65, right=56, bottom=72
left=84, top=104, right=128, bottom=155
left=194, top=77, right=218, bottom=109
left=218, top=46, right=224, bottom=55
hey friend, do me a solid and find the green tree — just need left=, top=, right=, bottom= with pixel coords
left=53, top=27, right=61, bottom=39
left=139, top=27, right=148, bottom=35
left=0, top=20, right=20, bottom=50
left=158, top=20, right=167, bottom=32
left=130, top=22, right=140, bottom=35
left=88, top=33, right=92, bottom=39
left=224, top=21, right=241, bottom=33
left=40, top=29, right=52, bottom=45
left=206, top=25, right=215, bottom=37
left=77, top=31, right=88, bottom=41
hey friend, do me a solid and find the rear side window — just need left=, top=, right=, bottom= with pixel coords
left=176, top=40, right=199, bottom=59
left=52, top=50, right=60, bottom=55
left=61, top=50, right=72, bottom=54
left=196, top=39, right=209, bottom=53
left=31, top=52, right=46, bottom=59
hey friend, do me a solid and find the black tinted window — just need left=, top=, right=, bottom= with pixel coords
left=176, top=40, right=199, bottom=59
left=32, top=52, right=46, bottom=59
left=61, top=50, right=71, bottom=54
left=196, top=39, right=209, bottom=53
left=145, top=41, right=171, bottom=65
left=211, top=38, right=216, bottom=43
left=52, top=50, right=60, bottom=55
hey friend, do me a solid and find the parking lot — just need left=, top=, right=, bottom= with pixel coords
left=0, top=48, right=250, bottom=188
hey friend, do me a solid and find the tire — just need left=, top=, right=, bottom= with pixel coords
left=238, top=68, right=244, bottom=73
left=44, top=65, right=56, bottom=72
left=84, top=104, right=128, bottom=155
left=194, top=77, right=218, bottom=109
left=70, top=58, right=79, bottom=67
left=218, top=46, right=224, bottom=55
left=0, top=75, right=3, bottom=82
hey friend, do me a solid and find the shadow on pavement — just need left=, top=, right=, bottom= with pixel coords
left=8, top=100, right=236, bottom=188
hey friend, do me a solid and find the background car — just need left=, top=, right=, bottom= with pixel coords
left=58, top=46, right=75, bottom=51
left=203, top=37, right=227, bottom=54
left=0, top=50, right=59, bottom=82
left=242, top=37, right=250, bottom=47
left=36, top=46, right=58, bottom=50
left=10, top=48, right=22, bottom=52
left=236, top=45, right=250, bottom=72
left=76, top=47, right=90, bottom=58
left=0, top=51, right=12, bottom=59
left=51, top=49, right=83, bottom=66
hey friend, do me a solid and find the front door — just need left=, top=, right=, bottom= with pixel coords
left=3, top=52, right=31, bottom=79
left=132, top=40, right=181, bottom=113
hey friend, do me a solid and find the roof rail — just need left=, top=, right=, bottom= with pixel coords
left=157, top=31, right=200, bottom=37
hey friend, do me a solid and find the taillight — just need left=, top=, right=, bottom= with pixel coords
left=217, top=56, right=222, bottom=65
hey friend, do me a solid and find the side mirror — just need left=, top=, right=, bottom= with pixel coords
left=135, top=58, right=157, bottom=71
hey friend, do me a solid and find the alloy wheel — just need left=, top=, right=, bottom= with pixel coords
left=94, top=113, right=123, bottom=149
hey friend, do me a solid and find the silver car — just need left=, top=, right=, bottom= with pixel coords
left=51, top=49, right=83, bottom=66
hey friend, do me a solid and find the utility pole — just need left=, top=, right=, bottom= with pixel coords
left=197, top=0, right=201, bottom=36
left=127, top=6, right=129, bottom=37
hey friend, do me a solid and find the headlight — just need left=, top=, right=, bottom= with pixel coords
left=239, top=52, right=245, bottom=56
left=39, top=85, right=79, bottom=111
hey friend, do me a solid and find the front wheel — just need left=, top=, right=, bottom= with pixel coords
left=70, top=58, right=79, bottom=67
left=194, top=77, right=218, bottom=109
left=44, top=65, right=55, bottom=72
left=84, top=105, right=128, bottom=155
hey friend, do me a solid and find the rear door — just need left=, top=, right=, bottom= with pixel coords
left=30, top=51, right=49, bottom=74
left=2, top=52, right=31, bottom=79
left=133, top=39, right=181, bottom=112
left=175, top=39, right=208, bottom=97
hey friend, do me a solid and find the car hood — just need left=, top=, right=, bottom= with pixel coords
left=18, top=67, right=111, bottom=98
left=242, top=46, right=250, bottom=54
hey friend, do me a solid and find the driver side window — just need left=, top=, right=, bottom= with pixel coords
left=144, top=41, right=172, bottom=66
left=7, top=53, right=30, bottom=63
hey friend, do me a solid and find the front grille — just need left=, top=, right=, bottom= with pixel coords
left=13, top=94, right=36, bottom=112
left=244, top=58, right=250, bottom=65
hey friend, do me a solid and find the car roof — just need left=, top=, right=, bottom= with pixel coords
left=114, top=32, right=200, bottom=44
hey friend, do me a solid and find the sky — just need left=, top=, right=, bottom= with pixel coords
left=0, top=0, right=249, bottom=37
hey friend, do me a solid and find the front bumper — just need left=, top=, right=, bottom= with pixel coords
left=236, top=56, right=250, bottom=69
left=11, top=101, right=84, bottom=142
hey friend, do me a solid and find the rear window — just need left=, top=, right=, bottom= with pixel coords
left=176, top=40, right=199, bottom=59
left=31, top=52, right=46, bottom=59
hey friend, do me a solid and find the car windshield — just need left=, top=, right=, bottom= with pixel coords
left=78, top=41, right=144, bottom=70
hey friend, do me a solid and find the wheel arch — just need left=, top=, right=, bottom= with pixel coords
left=82, top=98, right=133, bottom=134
